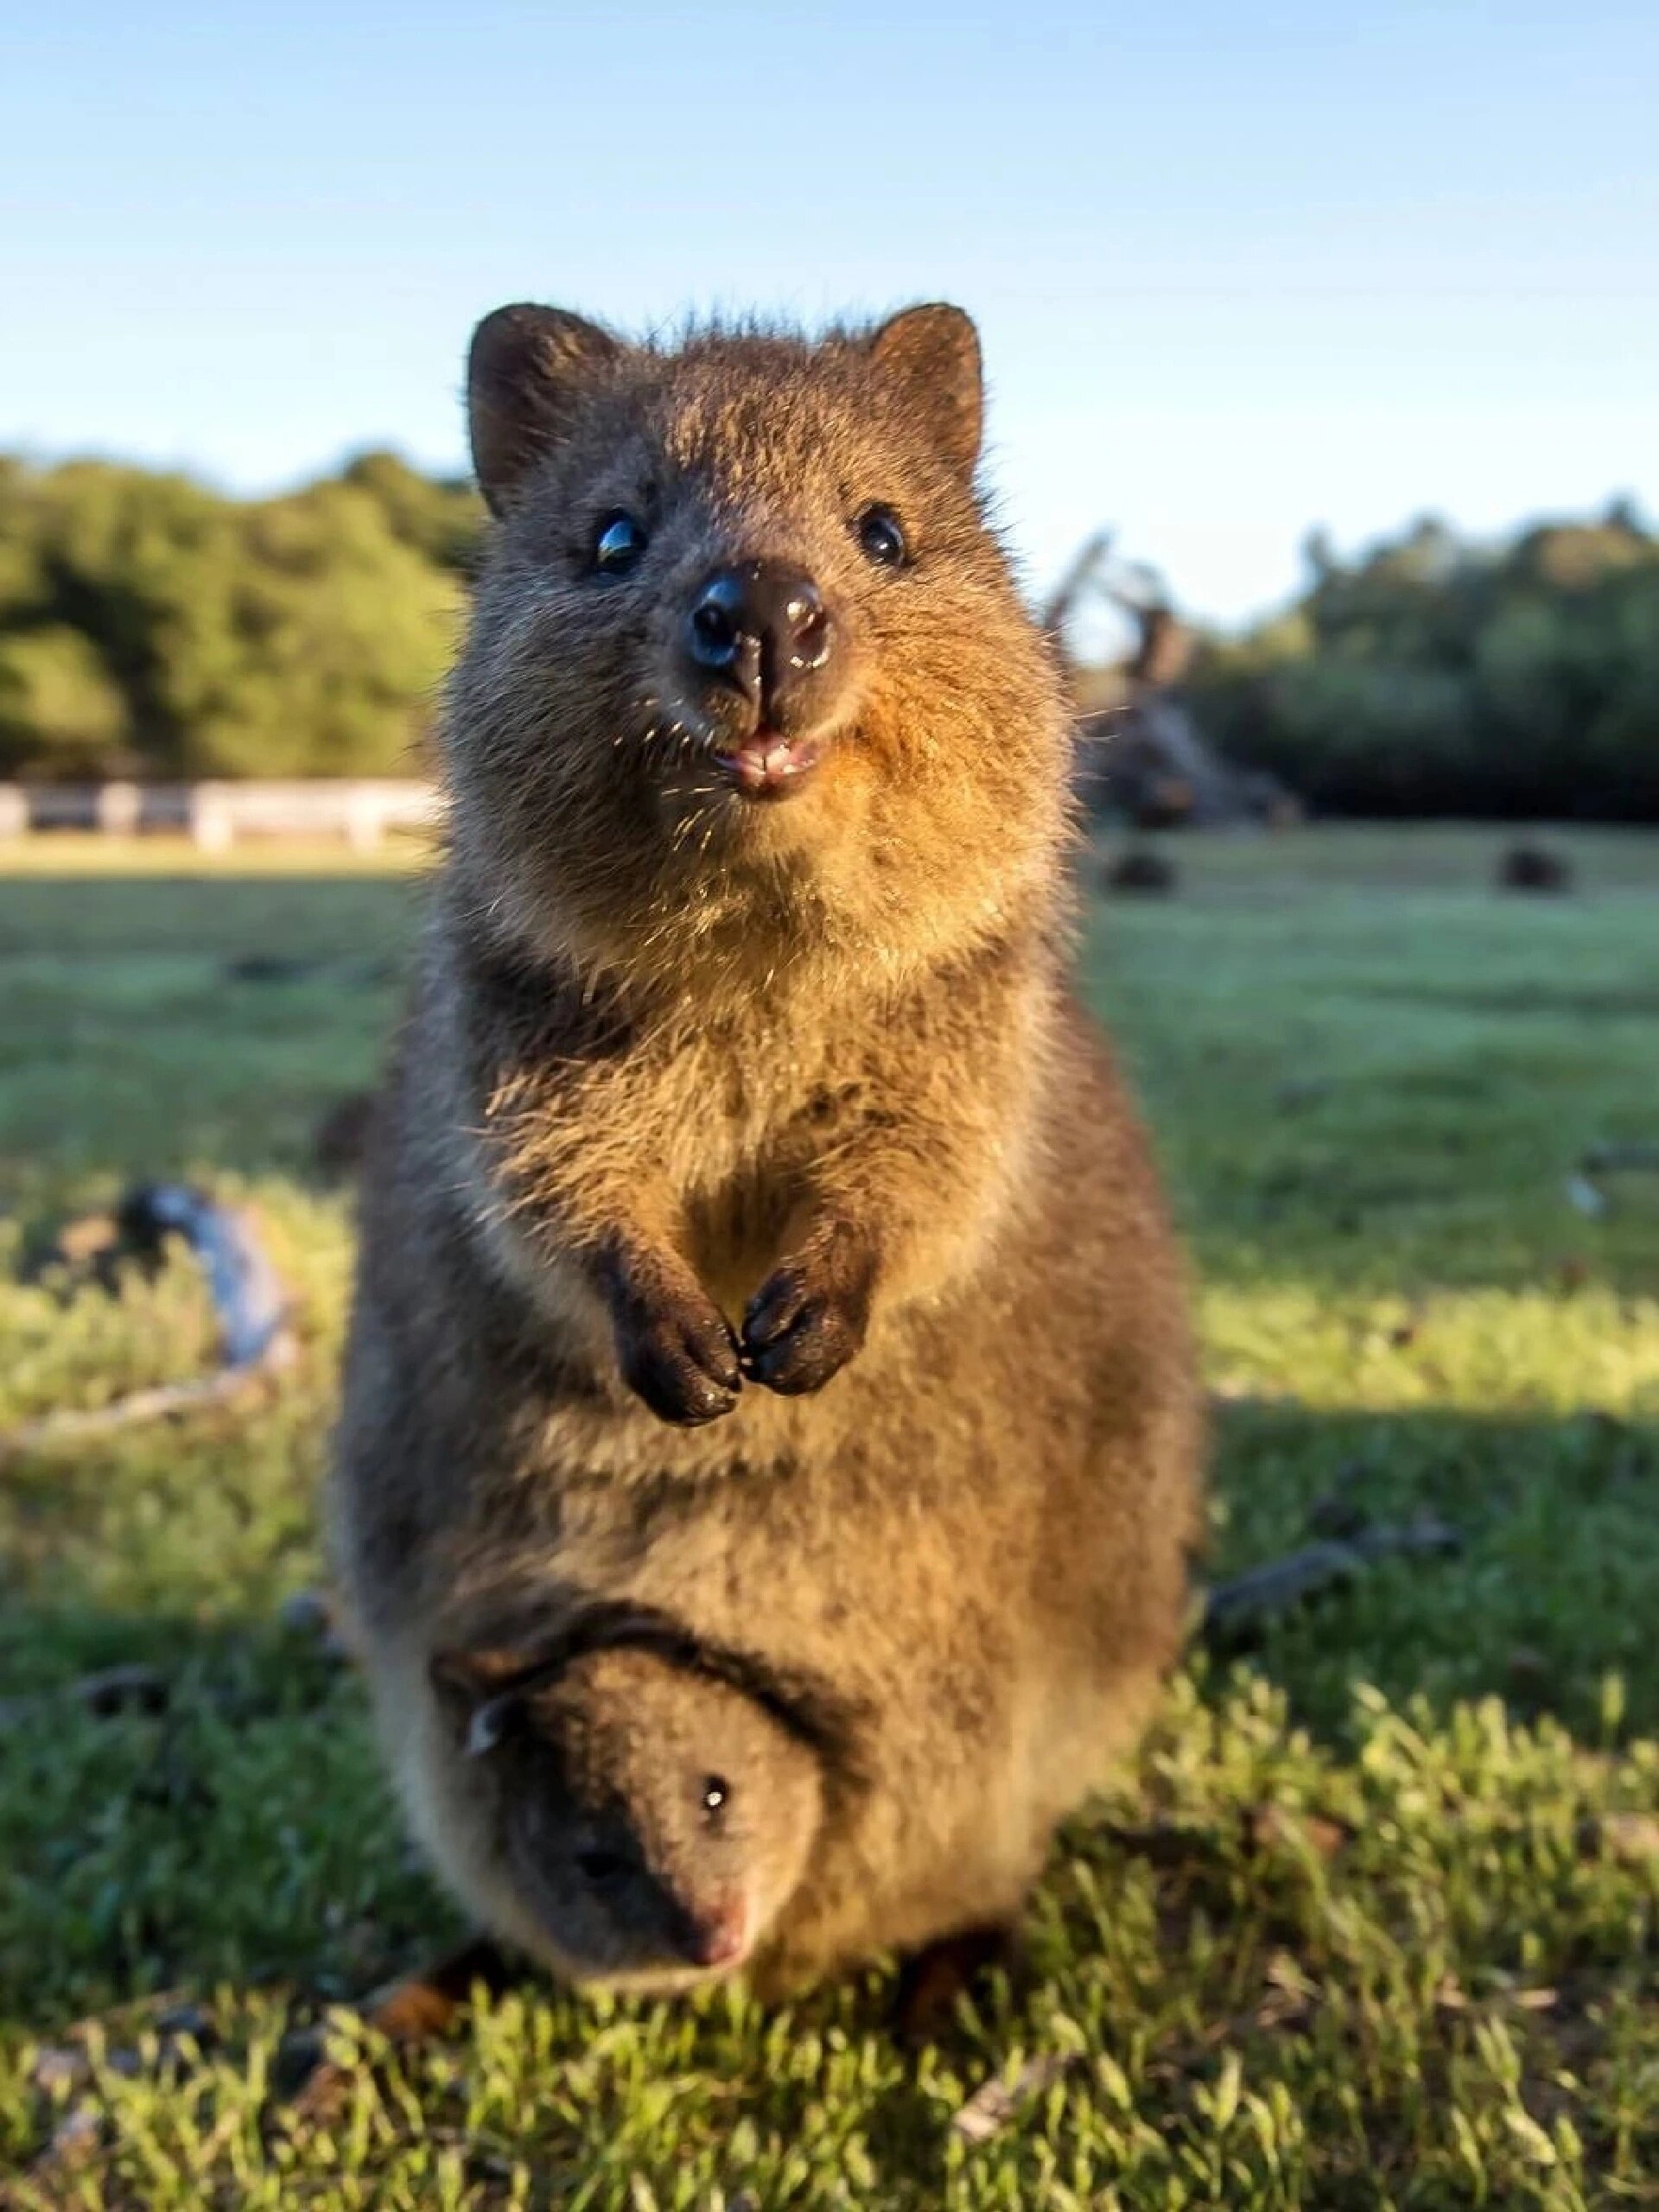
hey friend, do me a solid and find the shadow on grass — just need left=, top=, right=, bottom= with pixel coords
left=3, top=1399, right=1656, bottom=2033
left=1208, top=1398, right=1659, bottom=1739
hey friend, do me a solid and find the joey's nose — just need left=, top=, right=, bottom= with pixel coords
left=685, top=563, right=834, bottom=715
left=681, top=1902, right=747, bottom=1969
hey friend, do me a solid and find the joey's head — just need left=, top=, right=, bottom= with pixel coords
left=433, top=1640, right=824, bottom=1989
left=446, top=302, right=1071, bottom=988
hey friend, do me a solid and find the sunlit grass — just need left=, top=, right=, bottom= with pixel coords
left=1, top=826, right=1656, bottom=2206
left=0, top=830, right=432, bottom=877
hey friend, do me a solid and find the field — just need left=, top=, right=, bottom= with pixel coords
left=1, top=824, right=1656, bottom=2209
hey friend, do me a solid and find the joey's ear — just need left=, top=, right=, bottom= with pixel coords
left=867, top=303, right=983, bottom=480
left=467, top=303, right=625, bottom=515
left=430, top=1645, right=542, bottom=1758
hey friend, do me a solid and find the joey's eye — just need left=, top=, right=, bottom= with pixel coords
left=855, top=504, right=908, bottom=569
left=593, top=512, right=649, bottom=575
left=575, top=1845, right=630, bottom=1888
left=701, top=1775, right=730, bottom=1819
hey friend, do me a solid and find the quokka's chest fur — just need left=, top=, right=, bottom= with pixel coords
left=429, top=913, right=1050, bottom=1333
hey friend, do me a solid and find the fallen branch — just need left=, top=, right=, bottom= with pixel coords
left=0, top=1662, right=168, bottom=1734
left=1199, top=1518, right=1462, bottom=1656
left=2, top=1184, right=294, bottom=1463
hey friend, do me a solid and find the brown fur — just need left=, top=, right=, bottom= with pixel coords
left=329, top=302, right=1204, bottom=1998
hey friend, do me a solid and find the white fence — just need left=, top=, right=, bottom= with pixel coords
left=0, top=780, right=442, bottom=850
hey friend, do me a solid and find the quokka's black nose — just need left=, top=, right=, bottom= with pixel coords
left=685, top=563, right=835, bottom=715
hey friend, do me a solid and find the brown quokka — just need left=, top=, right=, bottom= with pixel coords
left=329, top=299, right=1204, bottom=2003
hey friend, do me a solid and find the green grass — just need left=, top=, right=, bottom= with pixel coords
left=1, top=823, right=1656, bottom=2208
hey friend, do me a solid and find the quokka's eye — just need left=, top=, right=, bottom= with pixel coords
left=700, top=1775, right=730, bottom=1819
left=855, top=504, right=908, bottom=569
left=593, top=512, right=649, bottom=575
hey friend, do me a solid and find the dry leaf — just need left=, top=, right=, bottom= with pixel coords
left=30, top=2045, right=91, bottom=2095
left=1248, top=1803, right=1350, bottom=1861
left=40, top=2104, right=102, bottom=2172
left=1255, top=1953, right=1318, bottom=2031
left=950, top=2054, right=1072, bottom=2145
left=1599, top=1811, right=1659, bottom=1864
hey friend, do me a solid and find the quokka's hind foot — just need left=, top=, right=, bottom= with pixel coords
left=281, top=1936, right=524, bottom=2123
left=361, top=1933, right=522, bottom=2042
left=893, top=1922, right=1020, bottom=2046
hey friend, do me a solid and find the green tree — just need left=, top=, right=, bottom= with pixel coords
left=1187, top=505, right=1659, bottom=818
left=340, top=450, right=484, bottom=575
left=0, top=626, right=133, bottom=777
left=0, top=454, right=469, bottom=779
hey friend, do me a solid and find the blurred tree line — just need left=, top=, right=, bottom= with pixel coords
left=0, top=452, right=481, bottom=779
left=3, top=447, right=1656, bottom=817
left=1187, top=502, right=1659, bottom=820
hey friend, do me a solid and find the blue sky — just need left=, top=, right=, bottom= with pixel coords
left=3, top=2, right=1656, bottom=624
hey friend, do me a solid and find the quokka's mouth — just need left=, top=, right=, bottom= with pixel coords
left=709, top=730, right=825, bottom=800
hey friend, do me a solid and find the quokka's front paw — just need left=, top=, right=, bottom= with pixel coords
left=741, top=1223, right=877, bottom=1396
left=603, top=1249, right=741, bottom=1426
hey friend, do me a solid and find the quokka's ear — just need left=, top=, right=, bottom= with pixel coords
left=866, top=303, right=983, bottom=480
left=467, top=303, right=625, bottom=516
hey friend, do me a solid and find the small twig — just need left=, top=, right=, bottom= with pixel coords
left=1581, top=1141, right=1659, bottom=1177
